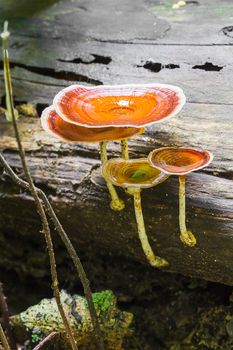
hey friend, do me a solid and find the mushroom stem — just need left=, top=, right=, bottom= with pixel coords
left=0, top=323, right=11, bottom=350
left=100, top=141, right=125, bottom=211
left=179, top=175, right=197, bottom=247
left=121, top=139, right=129, bottom=159
left=121, top=139, right=133, bottom=195
left=133, top=189, right=168, bottom=268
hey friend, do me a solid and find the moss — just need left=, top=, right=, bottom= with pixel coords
left=91, top=290, right=114, bottom=316
left=17, top=104, right=38, bottom=118
left=24, top=329, right=45, bottom=350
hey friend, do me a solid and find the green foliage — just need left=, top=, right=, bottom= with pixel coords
left=91, top=290, right=114, bottom=315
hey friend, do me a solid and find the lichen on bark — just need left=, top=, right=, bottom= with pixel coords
left=11, top=290, right=133, bottom=350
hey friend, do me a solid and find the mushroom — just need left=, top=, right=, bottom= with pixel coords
left=148, top=147, right=213, bottom=247
left=102, top=158, right=169, bottom=267
left=53, top=83, right=186, bottom=160
left=41, top=106, right=144, bottom=211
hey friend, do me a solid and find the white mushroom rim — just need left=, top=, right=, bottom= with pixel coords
left=40, top=106, right=65, bottom=141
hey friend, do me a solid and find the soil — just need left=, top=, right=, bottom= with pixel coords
left=1, top=246, right=233, bottom=350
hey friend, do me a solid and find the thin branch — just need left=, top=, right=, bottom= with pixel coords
left=0, top=324, right=10, bottom=350
left=1, top=22, right=77, bottom=350
left=32, top=332, right=57, bottom=350
left=0, top=284, right=16, bottom=350
left=0, top=22, right=104, bottom=350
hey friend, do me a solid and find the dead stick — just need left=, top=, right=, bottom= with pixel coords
left=32, top=332, right=57, bottom=350
left=0, top=283, right=16, bottom=350
left=0, top=323, right=10, bottom=350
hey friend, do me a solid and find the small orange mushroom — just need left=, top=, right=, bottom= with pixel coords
left=41, top=106, right=144, bottom=211
left=102, top=158, right=169, bottom=268
left=148, top=147, right=213, bottom=247
left=53, top=83, right=186, bottom=159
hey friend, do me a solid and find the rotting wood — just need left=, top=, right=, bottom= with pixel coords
left=0, top=108, right=233, bottom=285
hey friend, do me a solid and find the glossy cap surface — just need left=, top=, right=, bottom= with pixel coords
left=148, top=147, right=213, bottom=175
left=102, top=158, right=169, bottom=189
left=41, top=106, right=144, bottom=142
left=53, top=83, right=185, bottom=128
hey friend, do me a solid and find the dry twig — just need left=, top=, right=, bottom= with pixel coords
left=32, top=332, right=57, bottom=350
left=0, top=283, right=16, bottom=350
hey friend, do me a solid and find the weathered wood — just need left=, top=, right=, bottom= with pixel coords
left=0, top=105, right=233, bottom=285
left=1, top=0, right=233, bottom=105
left=1, top=43, right=233, bottom=106
left=0, top=0, right=233, bottom=286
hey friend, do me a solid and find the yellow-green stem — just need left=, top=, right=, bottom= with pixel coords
left=121, top=139, right=133, bottom=195
left=121, top=139, right=129, bottom=159
left=133, top=189, right=168, bottom=268
left=0, top=324, right=10, bottom=350
left=1, top=22, right=18, bottom=122
left=179, top=175, right=196, bottom=247
left=100, top=141, right=125, bottom=211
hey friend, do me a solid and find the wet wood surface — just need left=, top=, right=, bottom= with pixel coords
left=0, top=0, right=233, bottom=285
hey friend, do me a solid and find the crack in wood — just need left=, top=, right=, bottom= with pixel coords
left=137, top=61, right=180, bottom=72
left=0, top=61, right=103, bottom=85
left=58, top=54, right=112, bottom=65
left=188, top=101, right=233, bottom=106
left=91, top=38, right=233, bottom=46
left=221, top=26, right=233, bottom=38
left=192, top=62, right=224, bottom=72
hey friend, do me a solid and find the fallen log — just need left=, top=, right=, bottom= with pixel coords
left=0, top=101, right=232, bottom=285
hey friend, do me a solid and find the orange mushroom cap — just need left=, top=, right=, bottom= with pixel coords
left=148, top=147, right=213, bottom=175
left=102, top=158, right=169, bottom=189
left=53, top=83, right=186, bottom=128
left=41, top=106, right=144, bottom=142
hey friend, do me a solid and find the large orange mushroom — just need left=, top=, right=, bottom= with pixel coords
left=53, top=83, right=186, bottom=159
left=148, top=147, right=213, bottom=247
left=41, top=106, right=144, bottom=211
left=102, top=158, right=169, bottom=268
